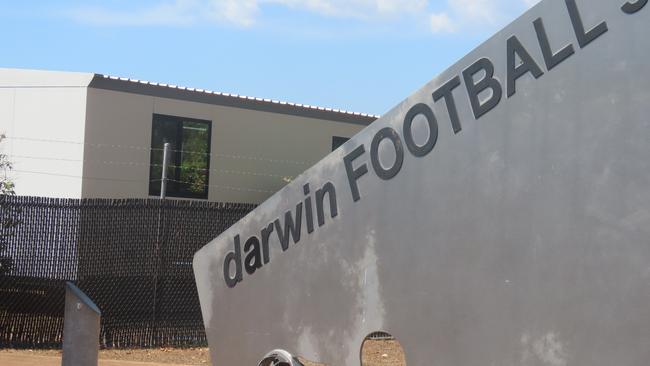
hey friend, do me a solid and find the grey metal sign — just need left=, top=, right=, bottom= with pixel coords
left=62, top=282, right=101, bottom=366
left=194, top=0, right=650, bottom=364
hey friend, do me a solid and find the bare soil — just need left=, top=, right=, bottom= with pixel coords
left=0, top=339, right=405, bottom=365
left=0, top=348, right=210, bottom=365
left=359, top=339, right=406, bottom=366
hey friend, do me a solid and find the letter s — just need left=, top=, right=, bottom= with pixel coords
left=622, top=0, right=647, bottom=14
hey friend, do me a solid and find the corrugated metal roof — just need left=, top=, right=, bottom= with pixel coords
left=94, top=74, right=381, bottom=122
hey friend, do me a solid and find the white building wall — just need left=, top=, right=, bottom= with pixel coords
left=0, top=69, right=93, bottom=198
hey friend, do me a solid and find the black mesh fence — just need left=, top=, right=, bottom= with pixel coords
left=0, top=196, right=255, bottom=349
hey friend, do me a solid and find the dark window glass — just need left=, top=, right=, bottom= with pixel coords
left=149, top=114, right=211, bottom=199
left=332, top=136, right=349, bottom=151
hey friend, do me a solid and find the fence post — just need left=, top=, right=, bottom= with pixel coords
left=62, top=282, right=101, bottom=366
left=160, top=142, right=170, bottom=199
left=153, top=142, right=170, bottom=344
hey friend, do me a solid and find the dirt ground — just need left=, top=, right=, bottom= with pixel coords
left=359, top=339, right=406, bottom=366
left=0, top=339, right=405, bottom=365
left=0, top=348, right=210, bottom=365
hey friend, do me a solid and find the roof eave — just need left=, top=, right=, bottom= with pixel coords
left=88, top=74, right=378, bottom=126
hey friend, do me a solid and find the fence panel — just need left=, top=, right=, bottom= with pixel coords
left=0, top=196, right=255, bottom=348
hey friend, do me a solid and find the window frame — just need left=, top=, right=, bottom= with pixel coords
left=331, top=136, right=350, bottom=151
left=149, top=113, right=212, bottom=200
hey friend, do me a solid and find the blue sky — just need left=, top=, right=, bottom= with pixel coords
left=1, top=0, right=538, bottom=115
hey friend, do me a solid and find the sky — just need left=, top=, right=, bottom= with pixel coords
left=1, top=0, right=540, bottom=116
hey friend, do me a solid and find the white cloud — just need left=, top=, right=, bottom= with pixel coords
left=70, top=0, right=259, bottom=27
left=522, top=0, right=541, bottom=6
left=449, top=0, right=498, bottom=25
left=70, top=0, right=201, bottom=26
left=274, top=0, right=428, bottom=19
left=429, top=12, right=455, bottom=33
left=71, top=0, right=429, bottom=27
left=426, top=0, right=540, bottom=34
left=207, top=0, right=259, bottom=27
left=68, top=0, right=540, bottom=33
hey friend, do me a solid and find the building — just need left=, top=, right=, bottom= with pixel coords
left=0, top=68, right=377, bottom=203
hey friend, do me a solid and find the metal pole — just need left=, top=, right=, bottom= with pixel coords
left=153, top=142, right=170, bottom=345
left=160, top=142, right=170, bottom=199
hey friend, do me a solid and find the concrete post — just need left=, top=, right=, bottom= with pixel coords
left=61, top=282, right=101, bottom=366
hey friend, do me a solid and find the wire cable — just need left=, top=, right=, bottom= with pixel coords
left=10, top=171, right=281, bottom=193
left=6, top=155, right=295, bottom=180
left=5, top=136, right=310, bottom=166
left=165, top=178, right=278, bottom=194
left=11, top=169, right=155, bottom=184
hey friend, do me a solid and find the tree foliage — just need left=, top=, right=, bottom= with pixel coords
left=0, top=133, right=19, bottom=276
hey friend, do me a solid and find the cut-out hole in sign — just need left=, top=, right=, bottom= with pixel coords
left=360, top=331, right=407, bottom=366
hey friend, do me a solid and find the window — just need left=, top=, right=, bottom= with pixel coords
left=332, top=136, right=349, bottom=151
left=149, top=114, right=212, bottom=199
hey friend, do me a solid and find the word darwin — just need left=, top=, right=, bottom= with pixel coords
left=223, top=0, right=646, bottom=288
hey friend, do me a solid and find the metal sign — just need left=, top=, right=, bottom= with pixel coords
left=62, top=282, right=101, bottom=366
left=194, top=0, right=650, bottom=364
